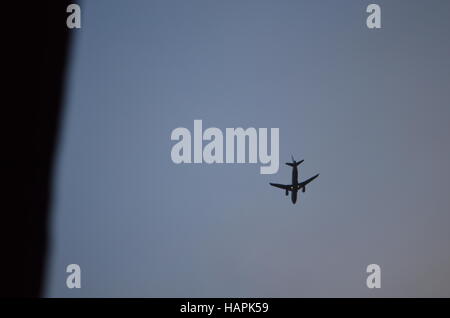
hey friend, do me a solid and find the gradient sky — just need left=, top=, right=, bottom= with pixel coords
left=46, top=0, right=450, bottom=297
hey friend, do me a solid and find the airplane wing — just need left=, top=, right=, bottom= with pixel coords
left=270, top=183, right=291, bottom=190
left=298, top=174, right=319, bottom=189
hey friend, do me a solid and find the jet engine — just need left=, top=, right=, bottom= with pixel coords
left=302, top=186, right=306, bottom=193
left=285, top=189, right=288, bottom=196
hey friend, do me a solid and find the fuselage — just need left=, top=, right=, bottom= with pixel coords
left=291, top=165, right=299, bottom=203
left=291, top=190, right=298, bottom=203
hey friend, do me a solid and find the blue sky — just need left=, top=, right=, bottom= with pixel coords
left=46, top=0, right=450, bottom=297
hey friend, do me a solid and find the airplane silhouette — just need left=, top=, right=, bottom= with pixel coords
left=270, top=156, right=319, bottom=204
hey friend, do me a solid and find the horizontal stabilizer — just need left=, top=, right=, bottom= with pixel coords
left=286, top=159, right=304, bottom=167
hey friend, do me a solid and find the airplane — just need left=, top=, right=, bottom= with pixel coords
left=270, top=156, right=319, bottom=204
